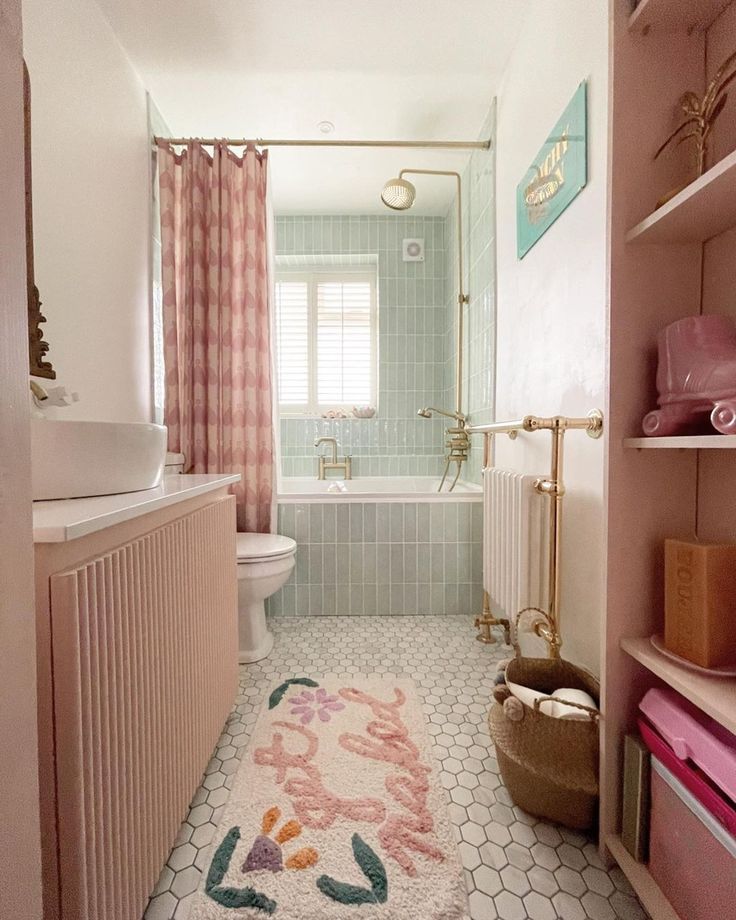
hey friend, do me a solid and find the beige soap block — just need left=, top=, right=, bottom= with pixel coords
left=664, top=539, right=736, bottom=668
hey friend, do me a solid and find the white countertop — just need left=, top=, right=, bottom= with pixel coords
left=33, top=474, right=240, bottom=543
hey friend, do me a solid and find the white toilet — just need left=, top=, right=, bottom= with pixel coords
left=235, top=533, right=296, bottom=663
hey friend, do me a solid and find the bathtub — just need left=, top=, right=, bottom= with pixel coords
left=269, top=476, right=483, bottom=617
left=278, top=476, right=482, bottom=503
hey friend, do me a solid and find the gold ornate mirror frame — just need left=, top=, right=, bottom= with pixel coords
left=25, top=62, right=54, bottom=379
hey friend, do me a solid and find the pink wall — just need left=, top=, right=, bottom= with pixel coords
left=0, top=1, right=43, bottom=915
left=706, top=3, right=736, bottom=167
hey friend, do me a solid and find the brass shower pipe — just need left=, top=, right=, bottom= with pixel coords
left=396, top=169, right=469, bottom=418
left=465, top=410, right=604, bottom=657
left=380, top=166, right=472, bottom=493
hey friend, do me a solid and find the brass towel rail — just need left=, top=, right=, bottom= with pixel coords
left=465, top=412, right=604, bottom=438
left=465, top=410, right=604, bottom=657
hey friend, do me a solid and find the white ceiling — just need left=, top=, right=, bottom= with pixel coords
left=96, top=0, right=528, bottom=214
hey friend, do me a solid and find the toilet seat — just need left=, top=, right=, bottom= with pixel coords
left=236, top=532, right=296, bottom=564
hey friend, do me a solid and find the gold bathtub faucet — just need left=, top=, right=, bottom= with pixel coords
left=314, top=436, right=352, bottom=480
left=417, top=407, right=469, bottom=492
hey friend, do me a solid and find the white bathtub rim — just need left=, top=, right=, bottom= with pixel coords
left=277, top=475, right=482, bottom=503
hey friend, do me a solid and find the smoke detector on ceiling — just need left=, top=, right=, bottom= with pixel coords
left=403, top=238, right=424, bottom=262
left=317, top=121, right=335, bottom=134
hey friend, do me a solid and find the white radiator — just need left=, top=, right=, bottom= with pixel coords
left=483, top=467, right=547, bottom=624
left=49, top=500, right=238, bottom=920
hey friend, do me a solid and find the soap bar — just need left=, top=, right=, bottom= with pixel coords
left=664, top=539, right=736, bottom=668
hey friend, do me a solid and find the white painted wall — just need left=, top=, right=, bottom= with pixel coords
left=23, top=0, right=152, bottom=422
left=0, top=1, right=43, bottom=914
left=494, top=0, right=609, bottom=674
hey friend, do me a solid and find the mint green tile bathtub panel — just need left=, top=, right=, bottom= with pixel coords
left=267, top=500, right=484, bottom=617
left=280, top=455, right=448, bottom=478
left=276, top=215, right=449, bottom=477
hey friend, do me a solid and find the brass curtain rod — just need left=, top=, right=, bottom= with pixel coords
left=154, top=137, right=491, bottom=150
left=468, top=410, right=604, bottom=657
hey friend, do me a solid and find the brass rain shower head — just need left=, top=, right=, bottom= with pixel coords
left=381, top=176, right=416, bottom=210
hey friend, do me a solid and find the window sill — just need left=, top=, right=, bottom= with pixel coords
left=280, top=413, right=379, bottom=421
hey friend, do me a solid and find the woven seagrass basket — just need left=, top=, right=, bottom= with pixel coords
left=489, top=654, right=600, bottom=830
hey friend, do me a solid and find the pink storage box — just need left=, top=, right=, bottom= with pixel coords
left=649, top=757, right=736, bottom=920
left=638, top=717, right=736, bottom=835
left=639, top=687, right=736, bottom=801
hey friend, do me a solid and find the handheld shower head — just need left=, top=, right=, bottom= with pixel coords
left=381, top=176, right=416, bottom=211
left=417, top=406, right=466, bottom=423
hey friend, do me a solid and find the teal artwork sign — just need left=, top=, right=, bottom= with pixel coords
left=516, top=81, right=588, bottom=259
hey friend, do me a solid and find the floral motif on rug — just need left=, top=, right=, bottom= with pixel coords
left=189, top=675, right=469, bottom=919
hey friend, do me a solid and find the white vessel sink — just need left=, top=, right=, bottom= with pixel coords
left=31, top=419, right=167, bottom=501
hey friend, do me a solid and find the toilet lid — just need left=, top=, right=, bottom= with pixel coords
left=236, top=532, right=296, bottom=562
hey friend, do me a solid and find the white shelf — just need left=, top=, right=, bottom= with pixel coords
left=621, top=636, right=736, bottom=735
left=626, top=149, right=736, bottom=244
left=606, top=836, right=682, bottom=920
left=624, top=436, right=736, bottom=449
left=628, top=0, right=731, bottom=34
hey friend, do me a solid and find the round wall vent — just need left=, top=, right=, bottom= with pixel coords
left=403, top=238, right=425, bottom=262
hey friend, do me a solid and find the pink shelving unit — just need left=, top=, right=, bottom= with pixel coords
left=628, top=0, right=732, bottom=33
left=626, top=149, right=736, bottom=244
left=604, top=1, right=736, bottom=916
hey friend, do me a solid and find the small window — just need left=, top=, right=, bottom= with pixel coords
left=274, top=269, right=378, bottom=416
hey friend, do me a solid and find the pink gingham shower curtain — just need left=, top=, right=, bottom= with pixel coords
left=158, top=142, right=274, bottom=532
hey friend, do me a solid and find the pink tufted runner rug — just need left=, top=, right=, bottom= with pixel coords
left=189, top=675, right=469, bottom=919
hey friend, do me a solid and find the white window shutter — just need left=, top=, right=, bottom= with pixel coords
left=316, top=279, right=373, bottom=405
left=275, top=268, right=377, bottom=415
left=274, top=279, right=309, bottom=408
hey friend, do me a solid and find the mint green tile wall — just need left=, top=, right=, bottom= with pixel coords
left=443, top=102, right=497, bottom=483
left=275, top=215, right=448, bottom=477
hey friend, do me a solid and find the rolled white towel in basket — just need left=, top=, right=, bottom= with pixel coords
left=506, top=679, right=598, bottom=720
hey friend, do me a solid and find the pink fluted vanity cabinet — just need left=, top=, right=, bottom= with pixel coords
left=33, top=475, right=240, bottom=920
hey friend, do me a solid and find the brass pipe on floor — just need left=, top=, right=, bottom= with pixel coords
left=533, top=421, right=566, bottom=658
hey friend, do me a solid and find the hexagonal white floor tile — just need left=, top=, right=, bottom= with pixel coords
left=473, top=864, right=503, bottom=898
left=142, top=615, right=646, bottom=920
left=468, top=888, right=498, bottom=920
left=523, top=891, right=558, bottom=920
left=494, top=889, right=527, bottom=920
